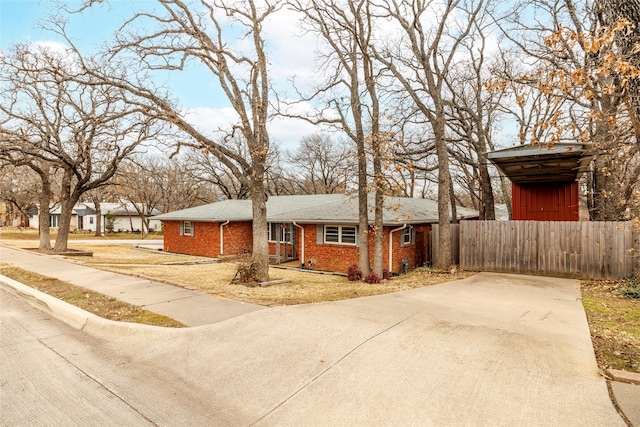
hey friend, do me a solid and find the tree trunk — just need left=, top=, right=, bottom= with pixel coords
left=499, top=174, right=512, bottom=219
left=589, top=150, right=627, bottom=220
left=372, top=189, right=384, bottom=277
left=53, top=171, right=79, bottom=252
left=357, top=173, right=371, bottom=276
left=250, top=166, right=270, bottom=283
left=142, top=216, right=149, bottom=238
left=93, top=200, right=102, bottom=237
left=478, top=153, right=496, bottom=220
left=37, top=184, right=52, bottom=251
left=54, top=197, right=78, bottom=252
left=434, top=115, right=452, bottom=269
left=449, top=176, right=458, bottom=224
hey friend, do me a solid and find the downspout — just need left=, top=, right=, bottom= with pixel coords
left=219, top=220, right=230, bottom=256
left=389, top=223, right=408, bottom=273
left=293, top=221, right=304, bottom=268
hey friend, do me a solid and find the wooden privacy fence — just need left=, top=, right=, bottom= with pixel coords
left=432, top=221, right=640, bottom=279
left=430, top=223, right=460, bottom=266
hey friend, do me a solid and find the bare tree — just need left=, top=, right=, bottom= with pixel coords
left=186, top=138, right=252, bottom=200
left=0, top=152, right=59, bottom=248
left=374, top=0, right=488, bottom=268
left=110, top=157, right=168, bottom=237
left=442, top=8, right=503, bottom=220
left=0, top=164, right=41, bottom=228
left=286, top=134, right=354, bottom=194
left=0, top=43, right=158, bottom=251
left=67, top=0, right=280, bottom=281
left=85, top=187, right=111, bottom=236
left=497, top=0, right=640, bottom=220
left=289, top=0, right=388, bottom=276
left=160, top=155, right=219, bottom=210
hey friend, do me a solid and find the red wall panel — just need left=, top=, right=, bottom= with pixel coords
left=512, top=181, right=579, bottom=221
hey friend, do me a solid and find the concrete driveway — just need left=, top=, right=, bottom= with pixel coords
left=31, top=271, right=621, bottom=426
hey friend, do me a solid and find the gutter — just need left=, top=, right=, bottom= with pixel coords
left=219, top=220, right=230, bottom=255
left=293, top=221, right=304, bottom=268
left=389, top=223, right=408, bottom=273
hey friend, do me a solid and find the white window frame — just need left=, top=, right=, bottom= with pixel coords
left=50, top=214, right=60, bottom=228
left=324, top=225, right=357, bottom=245
left=400, top=226, right=414, bottom=247
left=181, top=220, right=194, bottom=236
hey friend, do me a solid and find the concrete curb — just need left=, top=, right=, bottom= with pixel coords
left=608, top=369, right=640, bottom=386
left=0, top=274, right=186, bottom=339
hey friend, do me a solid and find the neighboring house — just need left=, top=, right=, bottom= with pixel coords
left=29, top=203, right=83, bottom=231
left=86, top=203, right=163, bottom=233
left=29, top=202, right=162, bottom=233
left=153, top=194, right=478, bottom=274
left=488, top=143, right=593, bottom=221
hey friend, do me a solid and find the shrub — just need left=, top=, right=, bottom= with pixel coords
left=347, top=264, right=362, bottom=281
left=364, top=271, right=380, bottom=284
left=382, top=269, right=392, bottom=280
left=231, top=262, right=261, bottom=287
left=617, top=274, right=640, bottom=299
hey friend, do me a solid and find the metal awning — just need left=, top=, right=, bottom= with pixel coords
left=487, top=143, right=593, bottom=184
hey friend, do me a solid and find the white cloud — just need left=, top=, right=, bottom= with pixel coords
left=182, top=105, right=323, bottom=150
left=262, top=6, right=319, bottom=88
left=31, top=40, right=71, bottom=55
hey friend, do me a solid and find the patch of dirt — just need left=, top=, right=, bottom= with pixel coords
left=581, top=279, right=640, bottom=373
left=27, top=248, right=93, bottom=256
left=0, top=265, right=185, bottom=328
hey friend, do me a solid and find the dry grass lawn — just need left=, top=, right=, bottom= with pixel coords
left=66, top=243, right=473, bottom=305
left=581, top=279, right=640, bottom=373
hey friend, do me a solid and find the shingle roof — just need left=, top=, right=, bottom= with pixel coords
left=153, top=194, right=478, bottom=225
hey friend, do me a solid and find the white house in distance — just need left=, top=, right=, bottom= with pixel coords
left=29, top=202, right=162, bottom=233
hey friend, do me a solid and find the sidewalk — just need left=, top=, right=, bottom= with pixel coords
left=0, top=245, right=265, bottom=326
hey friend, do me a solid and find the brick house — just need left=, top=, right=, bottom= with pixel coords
left=154, top=194, right=478, bottom=274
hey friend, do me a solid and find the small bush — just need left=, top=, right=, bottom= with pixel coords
left=617, top=274, right=640, bottom=299
left=382, top=269, right=392, bottom=280
left=231, top=262, right=261, bottom=287
left=347, top=264, right=362, bottom=281
left=364, top=271, right=381, bottom=284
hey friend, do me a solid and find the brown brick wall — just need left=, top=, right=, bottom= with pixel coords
left=222, top=221, right=253, bottom=255
left=163, top=220, right=427, bottom=273
left=163, top=220, right=253, bottom=257
left=301, top=223, right=423, bottom=274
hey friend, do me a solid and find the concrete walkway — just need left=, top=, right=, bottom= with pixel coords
left=0, top=245, right=264, bottom=326
left=1, top=243, right=636, bottom=425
